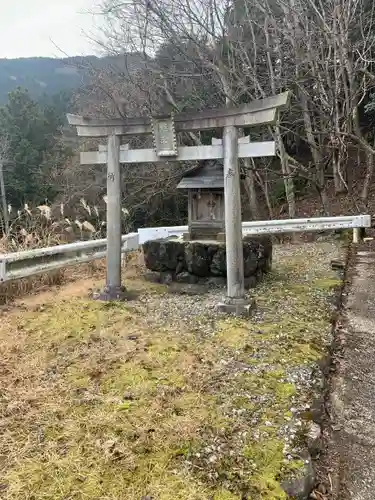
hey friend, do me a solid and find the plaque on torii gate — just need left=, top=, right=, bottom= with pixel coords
left=67, top=91, right=290, bottom=314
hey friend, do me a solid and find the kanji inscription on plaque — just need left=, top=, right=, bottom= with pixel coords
left=152, top=116, right=178, bottom=157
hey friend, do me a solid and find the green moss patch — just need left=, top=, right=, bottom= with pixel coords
left=0, top=243, right=342, bottom=499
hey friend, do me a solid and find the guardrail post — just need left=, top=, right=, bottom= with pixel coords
left=217, top=125, right=253, bottom=315
left=353, top=227, right=360, bottom=244
left=0, top=256, right=6, bottom=282
left=96, top=134, right=127, bottom=300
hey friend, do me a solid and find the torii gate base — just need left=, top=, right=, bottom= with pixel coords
left=217, top=297, right=256, bottom=316
left=94, top=285, right=128, bottom=302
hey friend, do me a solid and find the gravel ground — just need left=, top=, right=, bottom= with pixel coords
left=126, top=241, right=345, bottom=497
left=136, top=241, right=342, bottom=328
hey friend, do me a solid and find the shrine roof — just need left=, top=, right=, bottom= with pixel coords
left=177, top=161, right=224, bottom=189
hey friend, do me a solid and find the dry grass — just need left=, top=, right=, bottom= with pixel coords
left=0, top=196, right=114, bottom=305
left=0, top=260, right=107, bottom=305
left=0, top=243, right=343, bottom=499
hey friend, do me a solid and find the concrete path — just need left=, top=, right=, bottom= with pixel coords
left=331, top=247, right=375, bottom=499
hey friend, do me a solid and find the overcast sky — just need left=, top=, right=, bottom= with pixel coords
left=0, top=0, right=101, bottom=59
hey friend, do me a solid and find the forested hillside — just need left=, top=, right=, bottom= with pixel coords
left=0, top=54, right=145, bottom=103
left=0, top=57, right=84, bottom=103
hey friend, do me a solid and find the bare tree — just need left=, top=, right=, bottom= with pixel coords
left=281, top=0, right=375, bottom=203
left=95, top=0, right=298, bottom=217
left=81, top=0, right=375, bottom=220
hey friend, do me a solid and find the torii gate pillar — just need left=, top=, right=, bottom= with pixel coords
left=95, top=134, right=126, bottom=300
left=217, top=125, right=251, bottom=314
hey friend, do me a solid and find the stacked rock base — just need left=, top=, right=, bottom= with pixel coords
left=142, top=235, right=272, bottom=289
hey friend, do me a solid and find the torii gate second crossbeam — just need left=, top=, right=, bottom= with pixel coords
left=67, top=91, right=290, bottom=315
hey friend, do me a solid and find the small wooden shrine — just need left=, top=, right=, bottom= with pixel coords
left=177, top=161, right=224, bottom=240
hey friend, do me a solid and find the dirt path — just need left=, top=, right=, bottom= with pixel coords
left=328, top=244, right=375, bottom=499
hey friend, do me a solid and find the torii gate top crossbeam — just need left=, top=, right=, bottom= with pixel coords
left=67, top=92, right=290, bottom=137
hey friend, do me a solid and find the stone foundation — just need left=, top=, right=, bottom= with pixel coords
left=142, top=235, right=272, bottom=288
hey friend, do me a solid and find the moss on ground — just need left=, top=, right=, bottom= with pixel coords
left=0, top=243, right=342, bottom=499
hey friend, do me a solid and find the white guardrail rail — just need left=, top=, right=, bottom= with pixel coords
left=137, top=215, right=371, bottom=243
left=0, top=215, right=371, bottom=283
left=0, top=232, right=139, bottom=283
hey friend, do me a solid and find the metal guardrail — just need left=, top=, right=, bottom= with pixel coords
left=138, top=215, right=371, bottom=243
left=0, top=215, right=370, bottom=283
left=241, top=215, right=371, bottom=235
left=138, top=225, right=188, bottom=244
left=0, top=232, right=139, bottom=283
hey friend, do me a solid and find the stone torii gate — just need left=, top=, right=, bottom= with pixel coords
left=67, top=91, right=289, bottom=314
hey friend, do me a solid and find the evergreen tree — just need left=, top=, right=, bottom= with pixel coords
left=0, top=87, right=71, bottom=207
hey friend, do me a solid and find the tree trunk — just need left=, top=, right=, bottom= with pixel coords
left=320, top=188, right=330, bottom=215
left=255, top=170, right=274, bottom=219
left=282, top=171, right=296, bottom=218
left=332, top=150, right=347, bottom=195
left=243, top=159, right=260, bottom=220
left=299, top=91, right=330, bottom=214
left=315, top=183, right=330, bottom=215
left=361, top=147, right=374, bottom=205
left=276, top=122, right=295, bottom=218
